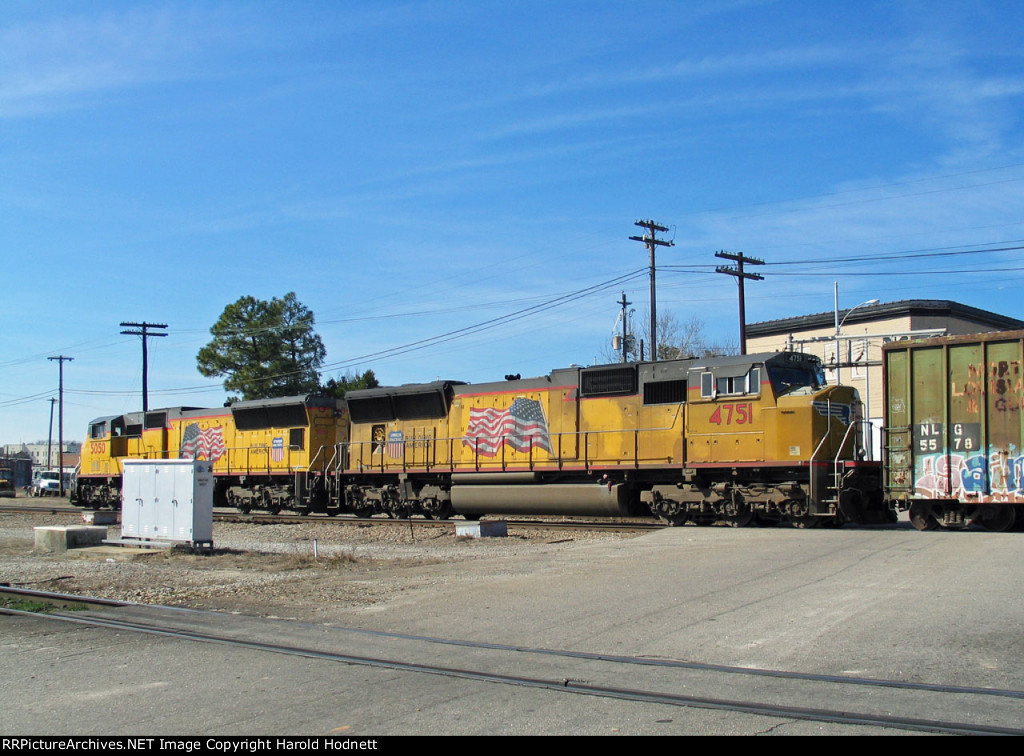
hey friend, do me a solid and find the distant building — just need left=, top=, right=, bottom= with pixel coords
left=746, top=299, right=1024, bottom=459
left=1, top=441, right=82, bottom=470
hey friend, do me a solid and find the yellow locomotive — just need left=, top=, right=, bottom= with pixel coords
left=336, top=351, right=890, bottom=526
left=74, top=351, right=892, bottom=526
left=74, top=395, right=347, bottom=513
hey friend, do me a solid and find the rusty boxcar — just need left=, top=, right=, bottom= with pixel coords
left=884, top=330, right=1024, bottom=531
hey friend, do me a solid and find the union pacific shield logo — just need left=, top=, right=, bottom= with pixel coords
left=387, top=430, right=405, bottom=460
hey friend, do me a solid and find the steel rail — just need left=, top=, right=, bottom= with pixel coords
left=2, top=589, right=1021, bottom=736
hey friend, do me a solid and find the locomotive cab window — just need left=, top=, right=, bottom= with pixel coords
left=289, top=428, right=304, bottom=450
left=700, top=367, right=761, bottom=399
left=768, top=364, right=826, bottom=396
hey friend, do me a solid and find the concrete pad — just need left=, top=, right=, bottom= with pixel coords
left=102, top=537, right=174, bottom=550
left=455, top=521, right=508, bottom=538
left=71, top=545, right=163, bottom=560
left=33, top=526, right=108, bottom=553
left=81, top=510, right=119, bottom=525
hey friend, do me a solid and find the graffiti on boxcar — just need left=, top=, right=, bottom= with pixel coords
left=914, top=447, right=1024, bottom=500
left=951, top=363, right=984, bottom=415
left=988, top=360, right=1023, bottom=412
left=949, top=361, right=1024, bottom=414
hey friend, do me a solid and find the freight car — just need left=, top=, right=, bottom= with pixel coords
left=883, top=329, right=1024, bottom=531
left=73, top=350, right=894, bottom=527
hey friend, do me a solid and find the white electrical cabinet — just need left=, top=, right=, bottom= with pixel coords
left=121, top=459, right=214, bottom=548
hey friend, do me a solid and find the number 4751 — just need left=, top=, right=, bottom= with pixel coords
left=708, top=403, right=752, bottom=425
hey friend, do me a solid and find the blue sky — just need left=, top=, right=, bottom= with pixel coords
left=4, top=0, right=1024, bottom=444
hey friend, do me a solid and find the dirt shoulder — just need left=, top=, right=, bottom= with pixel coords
left=0, top=509, right=637, bottom=624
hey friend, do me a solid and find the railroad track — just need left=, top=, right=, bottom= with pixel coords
left=2, top=585, right=1021, bottom=735
left=0, top=502, right=663, bottom=533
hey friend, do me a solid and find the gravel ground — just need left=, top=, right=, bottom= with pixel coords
left=0, top=506, right=638, bottom=622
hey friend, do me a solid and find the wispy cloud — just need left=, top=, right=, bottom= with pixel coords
left=0, top=6, right=276, bottom=119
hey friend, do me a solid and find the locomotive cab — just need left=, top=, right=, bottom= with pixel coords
left=644, top=351, right=886, bottom=526
left=73, top=414, right=126, bottom=507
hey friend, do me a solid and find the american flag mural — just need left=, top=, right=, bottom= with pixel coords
left=179, top=423, right=227, bottom=462
left=387, top=430, right=405, bottom=460
left=462, top=397, right=553, bottom=457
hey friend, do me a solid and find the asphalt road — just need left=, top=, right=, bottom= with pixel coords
left=3, top=517, right=1024, bottom=736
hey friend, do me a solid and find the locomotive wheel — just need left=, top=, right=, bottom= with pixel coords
left=659, top=514, right=689, bottom=527
left=791, top=515, right=821, bottom=529
left=975, top=505, right=1016, bottom=533
left=724, top=511, right=754, bottom=528
left=909, top=504, right=940, bottom=531
left=433, top=501, right=454, bottom=521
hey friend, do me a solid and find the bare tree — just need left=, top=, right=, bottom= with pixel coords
left=599, top=311, right=736, bottom=364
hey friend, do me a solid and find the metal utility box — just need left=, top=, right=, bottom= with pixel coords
left=121, top=459, right=214, bottom=547
left=883, top=329, right=1024, bottom=530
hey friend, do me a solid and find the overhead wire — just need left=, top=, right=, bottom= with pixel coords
left=59, top=267, right=650, bottom=397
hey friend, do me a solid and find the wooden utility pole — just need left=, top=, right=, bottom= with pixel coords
left=617, top=291, right=632, bottom=363
left=47, top=356, right=73, bottom=496
left=715, top=251, right=764, bottom=355
left=630, top=220, right=673, bottom=361
left=46, top=397, right=56, bottom=469
left=120, top=322, right=167, bottom=412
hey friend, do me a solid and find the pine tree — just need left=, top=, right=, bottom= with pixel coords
left=197, top=293, right=326, bottom=400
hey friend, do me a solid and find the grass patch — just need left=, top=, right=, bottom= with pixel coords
left=0, top=596, right=68, bottom=613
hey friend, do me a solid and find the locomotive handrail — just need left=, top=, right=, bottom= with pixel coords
left=686, top=430, right=763, bottom=437
left=306, top=444, right=325, bottom=474
left=829, top=418, right=862, bottom=501
left=343, top=423, right=681, bottom=475
left=808, top=392, right=838, bottom=503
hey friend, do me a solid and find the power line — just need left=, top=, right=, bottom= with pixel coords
left=55, top=268, right=648, bottom=397
left=660, top=242, right=1024, bottom=272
